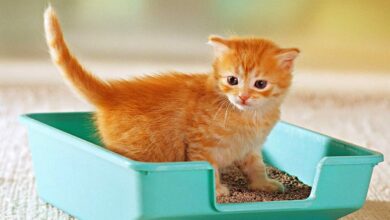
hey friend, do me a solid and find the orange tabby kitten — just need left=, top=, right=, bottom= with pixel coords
left=44, top=7, right=299, bottom=196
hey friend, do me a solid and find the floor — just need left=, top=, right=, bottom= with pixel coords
left=0, top=84, right=389, bottom=219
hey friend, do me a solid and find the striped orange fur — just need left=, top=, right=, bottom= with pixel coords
left=44, top=7, right=299, bottom=196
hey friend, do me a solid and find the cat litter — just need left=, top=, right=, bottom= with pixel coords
left=218, top=166, right=311, bottom=203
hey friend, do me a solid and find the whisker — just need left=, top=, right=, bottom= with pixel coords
left=223, top=103, right=229, bottom=127
left=255, top=110, right=258, bottom=122
left=224, top=102, right=233, bottom=128
left=213, top=99, right=228, bottom=120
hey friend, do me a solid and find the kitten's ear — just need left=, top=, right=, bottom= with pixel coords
left=276, top=48, right=300, bottom=71
left=207, top=35, right=230, bottom=57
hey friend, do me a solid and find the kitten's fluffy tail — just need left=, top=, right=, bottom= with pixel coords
left=44, top=6, right=112, bottom=106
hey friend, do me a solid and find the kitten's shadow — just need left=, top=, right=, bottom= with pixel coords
left=342, top=200, right=390, bottom=220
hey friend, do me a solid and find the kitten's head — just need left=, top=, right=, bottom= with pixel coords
left=209, top=36, right=299, bottom=111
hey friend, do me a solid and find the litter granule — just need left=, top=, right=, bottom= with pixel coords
left=217, top=165, right=311, bottom=203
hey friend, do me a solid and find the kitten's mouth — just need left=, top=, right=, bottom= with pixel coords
left=238, top=98, right=252, bottom=106
left=227, top=95, right=252, bottom=110
left=240, top=101, right=248, bottom=105
left=234, top=102, right=252, bottom=110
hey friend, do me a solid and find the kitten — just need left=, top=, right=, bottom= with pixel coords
left=44, top=6, right=299, bottom=196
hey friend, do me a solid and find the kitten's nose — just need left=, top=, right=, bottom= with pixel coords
left=239, top=95, right=250, bottom=102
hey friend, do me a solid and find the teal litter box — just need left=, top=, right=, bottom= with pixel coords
left=20, top=112, right=383, bottom=220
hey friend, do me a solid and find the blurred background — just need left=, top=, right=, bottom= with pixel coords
left=0, top=1, right=389, bottom=219
left=1, top=0, right=390, bottom=85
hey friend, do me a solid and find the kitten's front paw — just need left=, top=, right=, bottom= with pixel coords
left=249, top=179, right=285, bottom=193
left=216, top=184, right=230, bottom=197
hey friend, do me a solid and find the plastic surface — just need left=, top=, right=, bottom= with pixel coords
left=20, top=112, right=383, bottom=220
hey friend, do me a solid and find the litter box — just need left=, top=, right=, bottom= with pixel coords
left=20, top=112, right=383, bottom=220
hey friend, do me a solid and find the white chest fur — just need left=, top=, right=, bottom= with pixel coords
left=210, top=123, right=269, bottom=168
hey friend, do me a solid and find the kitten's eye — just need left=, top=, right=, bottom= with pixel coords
left=227, top=76, right=238, bottom=85
left=254, top=80, right=268, bottom=89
